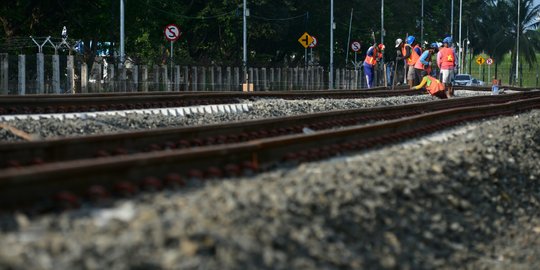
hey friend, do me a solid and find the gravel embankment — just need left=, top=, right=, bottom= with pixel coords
left=0, top=91, right=489, bottom=142
left=0, top=107, right=538, bottom=269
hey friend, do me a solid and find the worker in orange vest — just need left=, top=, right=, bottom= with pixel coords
left=363, top=43, right=385, bottom=88
left=412, top=70, right=447, bottom=99
left=404, top=35, right=423, bottom=88
left=437, top=36, right=456, bottom=98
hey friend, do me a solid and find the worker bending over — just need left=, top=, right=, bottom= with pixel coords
left=412, top=71, right=447, bottom=99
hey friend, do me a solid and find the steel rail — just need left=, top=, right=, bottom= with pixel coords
left=2, top=91, right=539, bottom=169
left=1, top=96, right=539, bottom=211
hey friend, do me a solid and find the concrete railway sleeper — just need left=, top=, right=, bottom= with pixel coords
left=0, top=87, right=415, bottom=115
left=1, top=91, right=539, bottom=169
left=0, top=96, right=539, bottom=213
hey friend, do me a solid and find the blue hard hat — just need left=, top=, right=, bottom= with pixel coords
left=406, top=36, right=416, bottom=44
left=443, top=36, right=453, bottom=44
left=430, top=42, right=438, bottom=49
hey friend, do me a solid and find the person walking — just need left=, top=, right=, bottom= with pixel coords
left=363, top=43, right=385, bottom=88
left=414, top=42, right=438, bottom=82
left=404, top=36, right=422, bottom=88
left=437, top=36, right=456, bottom=98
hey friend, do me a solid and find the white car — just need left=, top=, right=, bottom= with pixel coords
left=454, top=74, right=484, bottom=86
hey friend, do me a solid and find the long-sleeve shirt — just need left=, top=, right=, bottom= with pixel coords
left=418, top=51, right=432, bottom=66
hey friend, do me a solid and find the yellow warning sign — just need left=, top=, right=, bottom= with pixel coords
left=476, top=56, right=485, bottom=65
left=298, top=32, right=314, bottom=48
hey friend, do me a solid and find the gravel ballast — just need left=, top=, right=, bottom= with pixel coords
left=0, top=91, right=490, bottom=142
left=0, top=107, right=539, bottom=269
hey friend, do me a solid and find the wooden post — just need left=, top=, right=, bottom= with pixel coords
left=52, top=55, right=60, bottom=94
left=18, top=55, right=25, bottom=95
left=81, top=62, right=88, bottom=93
left=66, top=55, right=75, bottom=93
left=0, top=53, right=8, bottom=94
left=36, top=53, right=45, bottom=94
left=141, top=65, right=148, bottom=92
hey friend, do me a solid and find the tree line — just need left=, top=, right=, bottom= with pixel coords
left=0, top=0, right=538, bottom=83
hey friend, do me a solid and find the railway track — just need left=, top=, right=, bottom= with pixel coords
left=0, top=87, right=414, bottom=115
left=1, top=91, right=540, bottom=169
left=0, top=91, right=539, bottom=212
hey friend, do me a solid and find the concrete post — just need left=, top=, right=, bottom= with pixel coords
left=0, top=53, right=8, bottom=94
left=52, top=55, right=60, bottom=94
left=277, top=68, right=282, bottom=90
left=210, top=66, right=215, bottom=91
left=119, top=66, right=127, bottom=92
left=201, top=67, right=207, bottom=91
left=193, top=66, right=198, bottom=91
left=234, top=67, right=240, bottom=91
left=18, top=55, right=25, bottom=95
left=66, top=55, right=75, bottom=93
left=261, top=68, right=267, bottom=91
left=36, top=53, right=45, bottom=94
left=81, top=62, right=88, bottom=93
left=226, top=67, right=231, bottom=91
left=174, top=65, right=180, bottom=91
left=132, top=65, right=139, bottom=92
left=108, top=64, right=115, bottom=92
left=141, top=65, right=148, bottom=92
left=161, top=65, right=168, bottom=91
left=183, top=66, right=189, bottom=91
left=153, top=65, right=160, bottom=91
left=217, top=66, right=222, bottom=91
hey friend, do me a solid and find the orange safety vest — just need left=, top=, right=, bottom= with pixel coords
left=424, top=75, right=445, bottom=95
left=407, top=44, right=422, bottom=66
left=414, top=51, right=432, bottom=70
left=439, top=47, right=455, bottom=62
left=364, top=46, right=378, bottom=66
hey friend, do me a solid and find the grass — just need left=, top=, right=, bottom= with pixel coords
left=462, top=53, right=540, bottom=87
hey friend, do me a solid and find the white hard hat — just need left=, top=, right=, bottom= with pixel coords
left=395, top=38, right=403, bottom=48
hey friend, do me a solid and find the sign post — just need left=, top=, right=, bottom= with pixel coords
left=164, top=24, right=182, bottom=90
left=298, top=32, right=314, bottom=68
left=350, top=41, right=361, bottom=71
left=486, top=58, right=493, bottom=82
left=308, top=36, right=318, bottom=66
left=476, top=56, right=485, bottom=79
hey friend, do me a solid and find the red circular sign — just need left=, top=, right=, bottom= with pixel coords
left=309, top=36, right=318, bottom=48
left=486, top=58, right=494, bottom=65
left=164, top=24, right=181, bottom=42
left=350, top=41, right=361, bottom=52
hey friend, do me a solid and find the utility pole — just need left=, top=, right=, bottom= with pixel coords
left=458, top=0, right=462, bottom=74
left=329, top=0, right=334, bottom=89
left=243, top=0, right=249, bottom=90
left=120, top=0, right=125, bottom=67
left=516, top=0, right=520, bottom=85
left=421, top=0, right=424, bottom=45
left=450, top=0, right=454, bottom=38
left=345, top=9, right=353, bottom=67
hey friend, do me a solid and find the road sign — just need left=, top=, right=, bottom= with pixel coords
left=486, top=58, right=494, bottom=65
left=309, top=36, right=318, bottom=48
left=350, top=41, right=361, bottom=52
left=164, top=24, right=181, bottom=42
left=476, top=56, right=485, bottom=65
left=298, top=32, right=314, bottom=48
